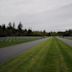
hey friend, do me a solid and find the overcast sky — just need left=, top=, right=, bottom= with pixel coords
left=0, top=0, right=72, bottom=32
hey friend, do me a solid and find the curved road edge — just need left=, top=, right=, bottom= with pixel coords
left=0, top=38, right=49, bottom=64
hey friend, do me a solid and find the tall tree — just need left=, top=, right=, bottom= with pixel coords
left=18, top=22, right=23, bottom=31
left=13, top=22, right=15, bottom=29
left=8, top=22, right=12, bottom=29
left=2, top=24, right=6, bottom=31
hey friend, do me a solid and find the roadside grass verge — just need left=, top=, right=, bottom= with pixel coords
left=56, top=38, right=72, bottom=72
left=0, top=37, right=41, bottom=48
left=0, top=37, right=72, bottom=72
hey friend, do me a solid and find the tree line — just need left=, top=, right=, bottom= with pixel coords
left=0, top=22, right=72, bottom=37
left=0, top=22, right=48, bottom=37
left=48, top=30, right=72, bottom=36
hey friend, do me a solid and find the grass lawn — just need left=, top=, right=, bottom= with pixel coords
left=0, top=37, right=41, bottom=48
left=0, top=37, right=72, bottom=72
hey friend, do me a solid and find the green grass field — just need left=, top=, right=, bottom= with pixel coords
left=0, top=37, right=72, bottom=72
left=0, top=37, right=41, bottom=48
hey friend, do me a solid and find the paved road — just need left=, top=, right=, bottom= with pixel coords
left=0, top=38, right=48, bottom=63
left=57, top=37, right=72, bottom=47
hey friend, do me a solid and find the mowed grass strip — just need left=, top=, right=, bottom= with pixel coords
left=0, top=37, right=72, bottom=72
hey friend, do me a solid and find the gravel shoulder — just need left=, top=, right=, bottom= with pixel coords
left=0, top=38, right=48, bottom=63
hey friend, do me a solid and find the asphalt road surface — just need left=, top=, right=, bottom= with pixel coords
left=57, top=37, right=72, bottom=47
left=0, top=38, right=48, bottom=64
